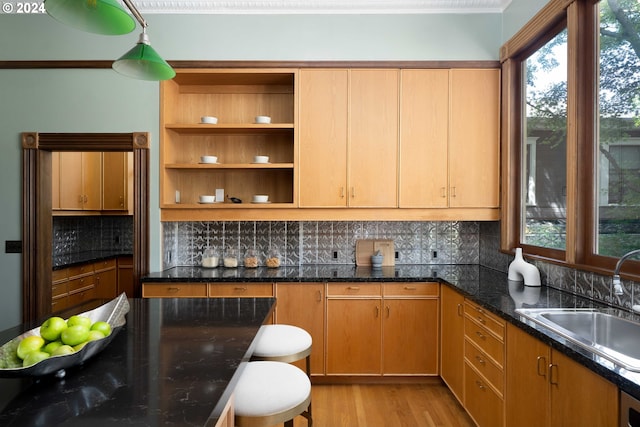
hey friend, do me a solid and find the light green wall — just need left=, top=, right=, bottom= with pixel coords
left=502, top=0, right=548, bottom=42
left=0, top=3, right=540, bottom=329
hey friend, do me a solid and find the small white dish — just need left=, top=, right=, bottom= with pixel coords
left=200, top=116, right=218, bottom=124
left=200, top=155, right=218, bottom=164
left=255, top=115, right=271, bottom=124
left=252, top=195, right=269, bottom=203
left=199, top=195, right=216, bottom=203
left=253, top=155, right=269, bottom=164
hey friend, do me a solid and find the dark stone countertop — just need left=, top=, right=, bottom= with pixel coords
left=0, top=297, right=275, bottom=426
left=145, top=264, right=640, bottom=400
left=53, top=250, right=133, bottom=270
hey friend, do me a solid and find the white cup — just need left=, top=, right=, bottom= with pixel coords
left=252, top=194, right=269, bottom=203
left=255, top=115, right=271, bottom=124
left=253, top=155, right=269, bottom=164
left=199, top=195, right=215, bottom=203
left=200, top=155, right=218, bottom=164
left=201, top=116, right=218, bottom=124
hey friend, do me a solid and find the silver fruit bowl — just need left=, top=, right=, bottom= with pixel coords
left=0, top=293, right=129, bottom=378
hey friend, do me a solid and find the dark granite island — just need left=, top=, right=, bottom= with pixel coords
left=0, top=297, right=275, bottom=426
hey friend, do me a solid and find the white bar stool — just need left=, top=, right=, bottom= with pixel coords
left=249, top=325, right=313, bottom=425
left=234, top=361, right=311, bottom=427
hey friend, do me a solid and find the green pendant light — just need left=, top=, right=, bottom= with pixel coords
left=112, top=30, right=176, bottom=81
left=44, top=0, right=136, bottom=35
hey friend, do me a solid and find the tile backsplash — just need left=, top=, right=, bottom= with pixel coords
left=53, top=216, right=134, bottom=255
left=162, top=220, right=481, bottom=269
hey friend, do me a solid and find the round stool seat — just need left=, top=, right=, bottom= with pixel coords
left=235, top=361, right=311, bottom=427
left=252, top=325, right=312, bottom=363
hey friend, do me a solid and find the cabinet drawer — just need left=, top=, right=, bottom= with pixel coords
left=464, top=316, right=504, bottom=367
left=68, top=287, right=97, bottom=307
left=464, top=300, right=505, bottom=339
left=68, top=276, right=94, bottom=293
left=52, top=281, right=69, bottom=298
left=383, top=282, right=438, bottom=297
left=52, top=295, right=69, bottom=312
left=464, top=362, right=504, bottom=427
left=52, top=268, right=68, bottom=283
left=68, top=263, right=94, bottom=279
left=327, top=283, right=381, bottom=297
left=208, top=283, right=273, bottom=297
left=142, top=283, right=208, bottom=298
left=94, top=258, right=117, bottom=272
left=464, top=337, right=503, bottom=394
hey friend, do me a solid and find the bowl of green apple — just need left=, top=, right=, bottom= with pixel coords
left=0, top=293, right=129, bottom=378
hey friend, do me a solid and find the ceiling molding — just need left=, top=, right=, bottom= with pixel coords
left=129, top=0, right=513, bottom=15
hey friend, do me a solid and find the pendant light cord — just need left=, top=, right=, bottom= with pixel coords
left=121, top=0, right=147, bottom=28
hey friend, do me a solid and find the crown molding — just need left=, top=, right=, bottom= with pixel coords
left=129, top=0, right=513, bottom=14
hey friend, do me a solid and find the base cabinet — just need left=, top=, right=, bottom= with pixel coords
left=275, top=283, right=325, bottom=375
left=440, top=285, right=465, bottom=402
left=506, top=324, right=619, bottom=427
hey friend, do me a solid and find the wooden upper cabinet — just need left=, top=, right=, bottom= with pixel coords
left=349, top=69, right=399, bottom=207
left=103, top=152, right=133, bottom=212
left=449, top=69, right=500, bottom=208
left=58, top=151, right=102, bottom=210
left=298, top=69, right=349, bottom=207
left=399, top=69, right=449, bottom=208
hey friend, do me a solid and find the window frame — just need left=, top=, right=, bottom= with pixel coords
left=500, top=0, right=639, bottom=280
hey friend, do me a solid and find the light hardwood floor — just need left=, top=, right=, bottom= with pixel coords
left=282, top=383, right=475, bottom=427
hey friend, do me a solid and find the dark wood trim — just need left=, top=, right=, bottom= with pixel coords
left=21, top=132, right=150, bottom=323
left=0, top=60, right=501, bottom=70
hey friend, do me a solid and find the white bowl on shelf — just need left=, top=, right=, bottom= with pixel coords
left=199, top=195, right=216, bottom=203
left=255, top=115, right=271, bottom=124
left=200, top=155, right=218, bottom=164
left=200, top=116, right=218, bottom=124
left=253, top=155, right=269, bottom=164
left=252, top=194, right=269, bottom=203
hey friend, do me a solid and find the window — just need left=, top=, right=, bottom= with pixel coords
left=501, top=0, right=640, bottom=279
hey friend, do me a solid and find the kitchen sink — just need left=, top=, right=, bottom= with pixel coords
left=516, top=307, right=640, bottom=372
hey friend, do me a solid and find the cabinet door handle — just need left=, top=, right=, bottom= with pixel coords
left=537, top=356, right=547, bottom=377
left=457, top=303, right=463, bottom=317
left=441, top=187, right=446, bottom=198
left=375, top=306, right=379, bottom=318
left=549, top=363, right=559, bottom=385
left=316, top=290, right=322, bottom=302
left=340, top=187, right=345, bottom=198
left=351, top=187, right=355, bottom=198
left=475, top=355, right=486, bottom=365
left=386, top=306, right=390, bottom=318
left=451, top=186, right=457, bottom=198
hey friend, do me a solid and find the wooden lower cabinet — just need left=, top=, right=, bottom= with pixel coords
left=440, top=285, right=465, bottom=402
left=142, top=282, right=208, bottom=298
left=275, top=283, right=325, bottom=375
left=52, top=259, right=119, bottom=312
left=506, top=324, right=619, bottom=427
left=94, top=259, right=117, bottom=300
left=117, top=256, right=134, bottom=297
left=326, top=282, right=439, bottom=376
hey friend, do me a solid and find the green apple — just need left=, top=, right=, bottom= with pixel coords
left=61, top=325, right=90, bottom=346
left=40, top=316, right=67, bottom=341
left=67, top=315, right=91, bottom=329
left=17, top=335, right=45, bottom=360
left=22, top=350, right=50, bottom=367
left=43, top=340, right=64, bottom=354
left=87, top=330, right=105, bottom=342
left=90, top=321, right=111, bottom=337
left=73, top=342, right=88, bottom=351
left=50, top=345, right=75, bottom=357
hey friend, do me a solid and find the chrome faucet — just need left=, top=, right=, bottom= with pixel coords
left=613, top=249, right=640, bottom=295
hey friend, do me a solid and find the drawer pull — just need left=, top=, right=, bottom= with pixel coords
left=348, top=286, right=360, bottom=290
left=234, top=287, right=248, bottom=291
left=476, top=307, right=485, bottom=314
left=167, top=287, right=180, bottom=292
left=404, top=286, right=417, bottom=291
left=477, top=316, right=486, bottom=324
left=475, top=331, right=486, bottom=340
left=475, top=355, right=486, bottom=365
left=475, top=380, right=485, bottom=390
left=536, top=356, right=547, bottom=377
